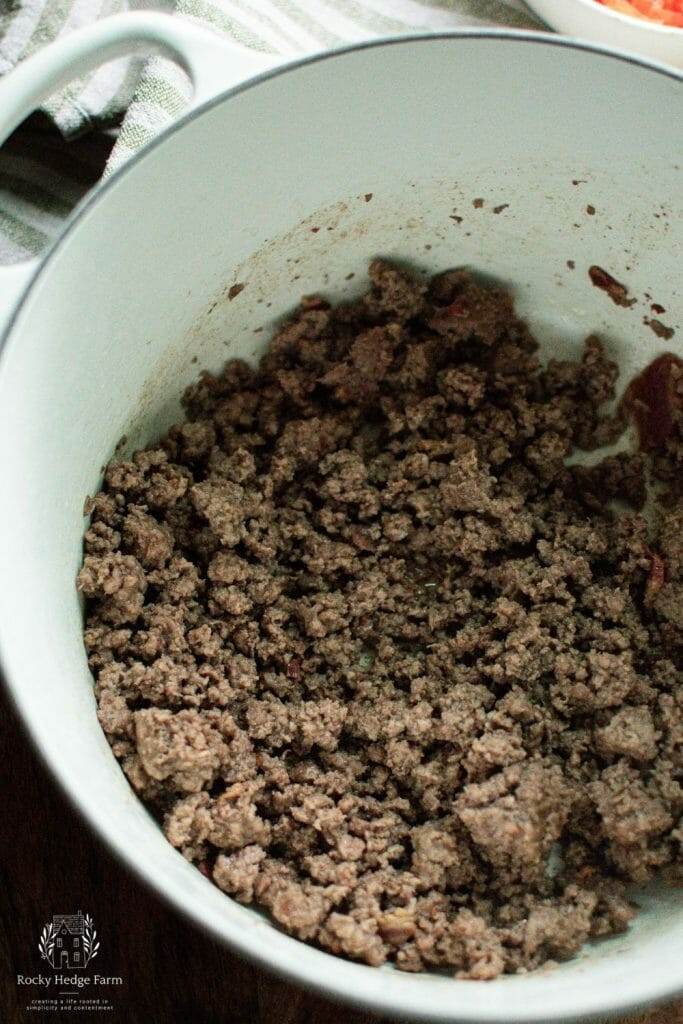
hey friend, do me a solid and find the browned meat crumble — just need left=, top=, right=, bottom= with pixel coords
left=78, top=261, right=683, bottom=979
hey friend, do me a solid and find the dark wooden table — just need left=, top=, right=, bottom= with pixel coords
left=1, top=685, right=680, bottom=1024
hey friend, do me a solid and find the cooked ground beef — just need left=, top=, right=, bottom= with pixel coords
left=78, top=260, right=683, bottom=978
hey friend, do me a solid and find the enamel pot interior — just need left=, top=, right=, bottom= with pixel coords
left=0, top=33, right=681, bottom=1023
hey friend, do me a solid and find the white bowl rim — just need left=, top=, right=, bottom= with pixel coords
left=1, top=28, right=682, bottom=1024
left=537, top=0, right=683, bottom=36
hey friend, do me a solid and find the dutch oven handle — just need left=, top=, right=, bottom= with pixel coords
left=0, top=11, right=280, bottom=333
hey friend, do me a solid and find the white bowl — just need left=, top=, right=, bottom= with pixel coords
left=0, top=14, right=681, bottom=1023
left=527, top=0, right=683, bottom=67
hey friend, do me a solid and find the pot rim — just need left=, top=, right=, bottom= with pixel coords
left=1, top=28, right=682, bottom=1023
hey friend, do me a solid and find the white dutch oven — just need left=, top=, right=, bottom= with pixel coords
left=0, top=13, right=680, bottom=1022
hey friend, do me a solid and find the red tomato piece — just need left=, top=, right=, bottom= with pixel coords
left=598, top=0, right=683, bottom=23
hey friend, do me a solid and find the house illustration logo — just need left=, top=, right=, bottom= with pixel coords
left=38, top=912, right=99, bottom=970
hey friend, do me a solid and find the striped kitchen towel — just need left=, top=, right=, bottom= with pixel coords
left=0, top=1, right=544, bottom=262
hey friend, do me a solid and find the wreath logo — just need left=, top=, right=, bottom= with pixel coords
left=38, top=912, right=99, bottom=970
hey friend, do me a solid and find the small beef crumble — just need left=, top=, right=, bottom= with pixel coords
left=78, top=260, right=683, bottom=979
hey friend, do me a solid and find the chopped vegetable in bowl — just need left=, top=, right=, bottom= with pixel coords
left=597, top=0, right=683, bottom=26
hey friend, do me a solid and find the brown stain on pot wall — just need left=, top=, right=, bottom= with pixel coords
left=588, top=266, right=637, bottom=308
left=643, top=317, right=675, bottom=341
left=228, top=283, right=245, bottom=301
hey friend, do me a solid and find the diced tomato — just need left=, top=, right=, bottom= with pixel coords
left=443, top=301, right=471, bottom=318
left=597, top=0, right=683, bottom=25
left=645, top=551, right=666, bottom=606
left=623, top=353, right=683, bottom=451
